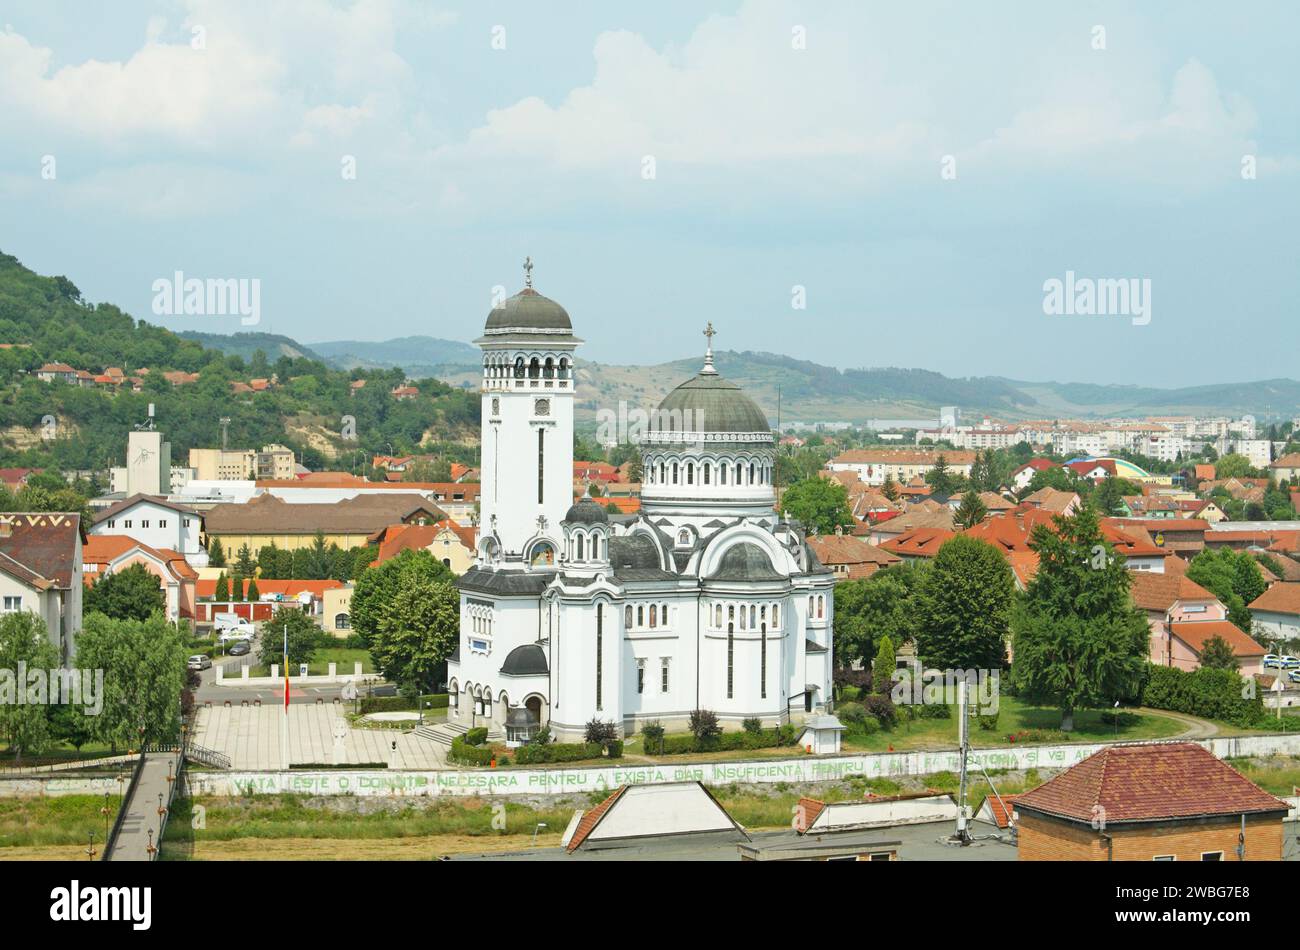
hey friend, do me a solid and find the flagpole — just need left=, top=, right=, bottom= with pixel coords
left=281, top=623, right=290, bottom=770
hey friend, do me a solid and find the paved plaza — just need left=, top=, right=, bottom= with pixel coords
left=192, top=703, right=447, bottom=771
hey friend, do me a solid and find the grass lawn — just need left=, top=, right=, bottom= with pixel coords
left=0, top=795, right=115, bottom=851
left=0, top=742, right=122, bottom=764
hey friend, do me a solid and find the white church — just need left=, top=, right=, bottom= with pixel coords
left=445, top=265, right=836, bottom=743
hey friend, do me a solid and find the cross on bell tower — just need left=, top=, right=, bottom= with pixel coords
left=523, top=256, right=534, bottom=288
left=701, top=321, right=717, bottom=375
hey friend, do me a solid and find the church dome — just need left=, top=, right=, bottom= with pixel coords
left=651, top=373, right=770, bottom=437
left=565, top=496, right=609, bottom=525
left=707, top=542, right=782, bottom=582
left=485, top=288, right=572, bottom=333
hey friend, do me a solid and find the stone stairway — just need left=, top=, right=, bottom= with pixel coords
left=416, top=721, right=465, bottom=747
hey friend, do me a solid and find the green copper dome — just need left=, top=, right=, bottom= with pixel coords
left=650, top=372, right=771, bottom=436
left=485, top=287, right=572, bottom=333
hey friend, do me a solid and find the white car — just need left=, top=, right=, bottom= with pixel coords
left=187, top=654, right=212, bottom=671
left=1263, top=654, right=1282, bottom=668
left=1280, top=655, right=1300, bottom=670
left=1289, top=670, right=1300, bottom=685
left=217, top=625, right=255, bottom=642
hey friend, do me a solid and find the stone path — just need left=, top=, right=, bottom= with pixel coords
left=192, top=703, right=447, bottom=771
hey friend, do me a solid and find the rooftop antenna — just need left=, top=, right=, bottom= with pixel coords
left=133, top=403, right=156, bottom=431
left=701, top=322, right=717, bottom=376
left=952, top=677, right=973, bottom=845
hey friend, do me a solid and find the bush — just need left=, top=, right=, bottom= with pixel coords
left=640, top=720, right=664, bottom=749
left=515, top=741, right=604, bottom=765
left=449, top=736, right=494, bottom=766
left=643, top=725, right=796, bottom=756
left=584, top=718, right=619, bottom=745
left=689, top=709, right=721, bottom=743
left=853, top=715, right=881, bottom=736
left=917, top=702, right=952, bottom=720
left=465, top=727, right=489, bottom=746
left=358, top=693, right=448, bottom=714
left=1141, top=664, right=1266, bottom=728
left=836, top=702, right=868, bottom=725
left=863, top=694, right=897, bottom=728
left=977, top=710, right=1000, bottom=731
left=606, top=739, right=623, bottom=759
left=1100, top=710, right=1139, bottom=728
left=742, top=717, right=763, bottom=735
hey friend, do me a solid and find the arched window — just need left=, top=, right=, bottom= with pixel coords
left=818, top=595, right=825, bottom=619
left=529, top=357, right=540, bottom=378
left=714, top=604, right=722, bottom=627
left=625, top=605, right=633, bottom=627
left=335, top=613, right=350, bottom=630
left=750, top=605, right=757, bottom=628
left=544, top=357, right=554, bottom=378
left=661, top=604, right=669, bottom=626
left=750, top=462, right=756, bottom=484
left=677, top=528, right=691, bottom=547
left=703, top=463, right=711, bottom=485
left=483, top=692, right=493, bottom=718
left=637, top=605, right=644, bottom=626
left=559, top=357, right=569, bottom=378
left=720, top=464, right=727, bottom=485
left=672, top=462, right=679, bottom=483
left=514, top=356, right=525, bottom=378
left=576, top=534, right=585, bottom=560
left=735, top=462, right=743, bottom=484
left=760, top=623, right=767, bottom=699
left=658, top=462, right=665, bottom=483
left=650, top=604, right=658, bottom=628
left=686, top=462, right=694, bottom=485
left=808, top=595, right=814, bottom=615
left=772, top=604, right=780, bottom=628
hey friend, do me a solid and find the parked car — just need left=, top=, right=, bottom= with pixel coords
left=187, top=654, right=212, bottom=671
left=1264, top=654, right=1282, bottom=668
left=218, top=624, right=255, bottom=642
left=228, top=640, right=251, bottom=657
left=1281, top=655, right=1300, bottom=669
left=1288, top=670, right=1300, bottom=685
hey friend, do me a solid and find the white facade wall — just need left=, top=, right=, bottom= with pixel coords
left=92, top=499, right=204, bottom=560
left=1252, top=611, right=1300, bottom=643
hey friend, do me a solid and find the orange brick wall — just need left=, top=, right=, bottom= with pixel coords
left=1019, top=812, right=1283, bottom=861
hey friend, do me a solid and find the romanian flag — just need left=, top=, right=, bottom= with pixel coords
left=283, top=624, right=290, bottom=713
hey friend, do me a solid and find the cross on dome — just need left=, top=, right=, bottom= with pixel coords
left=523, top=256, right=534, bottom=288
left=701, top=321, right=717, bottom=375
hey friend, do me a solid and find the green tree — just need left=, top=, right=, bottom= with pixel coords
left=881, top=473, right=899, bottom=502
left=1198, top=635, right=1239, bottom=671
left=75, top=613, right=187, bottom=750
left=1214, top=453, right=1255, bottom=479
left=235, top=543, right=255, bottom=576
left=0, top=612, right=60, bottom=763
left=259, top=607, right=320, bottom=670
left=952, top=490, right=988, bottom=530
left=831, top=565, right=925, bottom=670
left=915, top=536, right=1014, bottom=670
left=1092, top=476, right=1127, bottom=517
left=246, top=577, right=260, bottom=602
left=1187, top=548, right=1266, bottom=633
left=779, top=477, right=855, bottom=534
left=208, top=538, right=227, bottom=568
left=872, top=635, right=896, bottom=695
left=1010, top=506, right=1150, bottom=731
left=84, top=562, right=165, bottom=622
left=214, top=572, right=231, bottom=603
left=924, top=455, right=958, bottom=496
left=352, top=549, right=458, bottom=690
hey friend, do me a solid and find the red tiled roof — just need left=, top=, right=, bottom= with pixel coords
left=879, top=527, right=955, bottom=558
left=1249, top=582, right=1300, bottom=617
left=0, top=512, right=81, bottom=589
left=983, top=793, right=1023, bottom=829
left=1128, top=571, right=1217, bottom=612
left=371, top=520, right=477, bottom=564
left=1169, top=620, right=1265, bottom=659
left=196, top=578, right=344, bottom=599
left=1013, top=743, right=1288, bottom=824
left=566, top=785, right=628, bottom=852
left=831, top=449, right=977, bottom=466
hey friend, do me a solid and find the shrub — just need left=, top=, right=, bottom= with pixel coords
left=465, top=727, right=489, bottom=746
left=977, top=710, right=1000, bottom=731
left=606, top=739, right=623, bottom=759
left=515, top=741, right=604, bottom=765
left=584, top=718, right=620, bottom=745
left=853, top=715, right=881, bottom=736
left=1141, top=664, right=1265, bottom=728
left=449, top=736, right=493, bottom=766
left=640, top=720, right=664, bottom=748
left=1100, top=710, right=1139, bottom=728
left=836, top=702, right=868, bottom=725
left=862, top=694, right=897, bottom=728
left=689, top=709, right=721, bottom=743
left=742, top=717, right=763, bottom=735
left=358, top=693, right=448, bottom=714
left=917, top=702, right=952, bottom=720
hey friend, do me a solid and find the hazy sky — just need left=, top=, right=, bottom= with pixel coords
left=1, top=1, right=1296, bottom=386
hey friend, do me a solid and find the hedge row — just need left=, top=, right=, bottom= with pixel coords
left=515, top=741, right=619, bottom=765
left=1141, top=664, right=1265, bottom=728
left=449, top=736, right=494, bottom=766
left=644, top=725, right=796, bottom=756
left=358, top=693, right=449, bottom=714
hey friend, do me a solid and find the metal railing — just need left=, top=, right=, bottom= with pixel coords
left=101, top=752, right=146, bottom=861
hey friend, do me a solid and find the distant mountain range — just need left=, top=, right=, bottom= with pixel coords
left=188, top=332, right=1300, bottom=424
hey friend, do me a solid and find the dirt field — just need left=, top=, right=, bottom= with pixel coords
left=161, top=831, right=566, bottom=860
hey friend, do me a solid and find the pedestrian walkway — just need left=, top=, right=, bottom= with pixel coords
left=105, top=751, right=181, bottom=861
left=191, top=703, right=447, bottom=770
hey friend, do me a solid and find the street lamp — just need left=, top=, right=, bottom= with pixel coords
left=146, top=828, right=157, bottom=860
left=157, top=793, right=166, bottom=820
left=100, top=792, right=112, bottom=844
left=85, top=830, right=96, bottom=861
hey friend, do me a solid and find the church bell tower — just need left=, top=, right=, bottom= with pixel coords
left=476, top=258, right=581, bottom=566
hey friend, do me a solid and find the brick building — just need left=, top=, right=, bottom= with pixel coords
left=1015, top=743, right=1290, bottom=861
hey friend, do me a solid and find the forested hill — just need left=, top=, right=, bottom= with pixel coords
left=0, top=252, right=479, bottom=472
